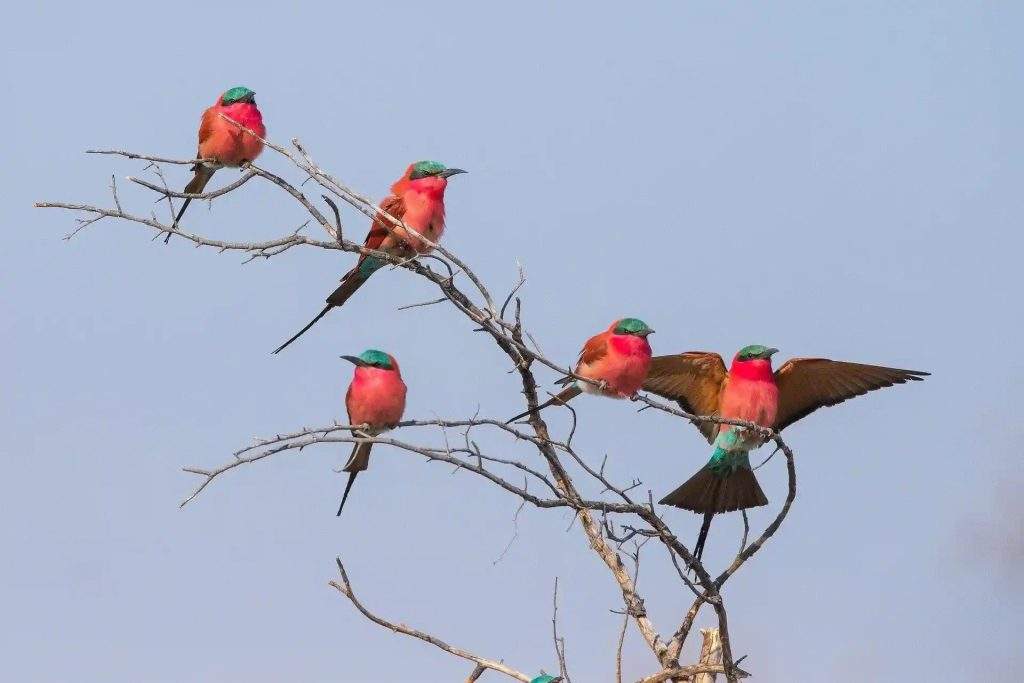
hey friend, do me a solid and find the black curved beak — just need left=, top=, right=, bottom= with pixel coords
left=765, top=347, right=779, bottom=357
left=340, top=355, right=369, bottom=367
left=642, top=328, right=655, bottom=337
left=439, top=168, right=467, bottom=178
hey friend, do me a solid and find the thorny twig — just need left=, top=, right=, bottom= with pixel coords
left=39, top=139, right=801, bottom=682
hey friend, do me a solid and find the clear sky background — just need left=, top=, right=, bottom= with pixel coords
left=4, top=2, right=1022, bottom=681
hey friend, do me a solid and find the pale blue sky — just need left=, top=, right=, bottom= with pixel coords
left=4, top=2, right=1022, bottom=681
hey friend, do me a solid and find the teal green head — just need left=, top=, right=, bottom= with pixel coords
left=407, top=160, right=468, bottom=180
left=221, top=86, right=256, bottom=105
left=735, top=344, right=779, bottom=361
left=612, top=318, right=655, bottom=337
left=340, top=349, right=396, bottom=370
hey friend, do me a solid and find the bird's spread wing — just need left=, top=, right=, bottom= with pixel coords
left=773, top=358, right=929, bottom=430
left=643, top=352, right=727, bottom=443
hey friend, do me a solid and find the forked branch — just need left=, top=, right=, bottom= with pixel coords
left=38, top=136, right=800, bottom=682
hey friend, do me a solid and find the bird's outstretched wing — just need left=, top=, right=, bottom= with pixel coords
left=773, top=359, right=929, bottom=430
left=643, top=352, right=728, bottom=443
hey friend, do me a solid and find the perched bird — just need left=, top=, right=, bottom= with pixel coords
left=530, top=676, right=562, bottom=683
left=508, top=318, right=654, bottom=423
left=643, top=345, right=928, bottom=562
left=272, top=160, right=466, bottom=353
left=169, top=86, right=265, bottom=240
left=337, top=349, right=407, bottom=515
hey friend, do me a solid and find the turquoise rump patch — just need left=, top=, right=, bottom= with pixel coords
left=708, top=428, right=753, bottom=477
left=708, top=448, right=753, bottom=478
left=358, top=255, right=385, bottom=277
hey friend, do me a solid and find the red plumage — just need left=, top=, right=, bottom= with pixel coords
left=338, top=354, right=407, bottom=515
left=170, top=90, right=266, bottom=235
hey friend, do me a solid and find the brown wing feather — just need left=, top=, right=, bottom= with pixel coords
left=577, top=331, right=610, bottom=369
left=364, top=194, right=407, bottom=251
left=642, top=352, right=728, bottom=443
left=773, top=358, right=929, bottom=430
left=342, top=194, right=407, bottom=274
left=197, top=106, right=218, bottom=152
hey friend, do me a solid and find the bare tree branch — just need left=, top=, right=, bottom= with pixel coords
left=128, top=169, right=256, bottom=199
left=634, top=663, right=742, bottom=683
left=552, top=577, right=571, bottom=683
left=330, top=558, right=530, bottom=682
left=39, top=138, right=804, bottom=681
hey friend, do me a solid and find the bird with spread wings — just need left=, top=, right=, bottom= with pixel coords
left=643, top=347, right=928, bottom=562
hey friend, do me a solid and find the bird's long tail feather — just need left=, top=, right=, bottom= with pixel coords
left=273, top=267, right=369, bottom=354
left=693, top=512, right=714, bottom=564
left=507, top=384, right=582, bottom=423
left=273, top=303, right=334, bottom=354
left=337, top=442, right=373, bottom=516
left=325, top=266, right=369, bottom=308
left=660, top=450, right=768, bottom=565
left=167, top=165, right=215, bottom=243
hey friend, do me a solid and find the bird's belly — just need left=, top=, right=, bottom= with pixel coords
left=395, top=218, right=443, bottom=254
left=728, top=402, right=775, bottom=425
left=200, top=128, right=264, bottom=166
left=396, top=195, right=445, bottom=254
left=718, top=382, right=778, bottom=443
left=348, top=376, right=407, bottom=428
left=351, top=397, right=405, bottom=429
left=578, top=355, right=648, bottom=397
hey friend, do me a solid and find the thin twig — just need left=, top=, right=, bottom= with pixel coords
left=331, top=558, right=530, bottom=682
left=128, top=170, right=256, bottom=200
left=40, top=140, right=806, bottom=681
left=552, top=577, right=571, bottom=683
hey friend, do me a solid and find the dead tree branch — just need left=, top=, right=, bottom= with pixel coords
left=330, top=558, right=531, bottom=682
left=39, top=137, right=802, bottom=681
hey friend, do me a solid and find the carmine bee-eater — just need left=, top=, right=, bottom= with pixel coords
left=337, top=349, right=407, bottom=516
left=508, top=318, right=654, bottom=423
left=169, top=86, right=265, bottom=240
left=643, top=345, right=928, bottom=562
left=272, top=160, right=466, bottom=353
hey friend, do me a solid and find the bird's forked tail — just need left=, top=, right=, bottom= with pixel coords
left=337, top=441, right=373, bottom=516
left=659, top=446, right=769, bottom=565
